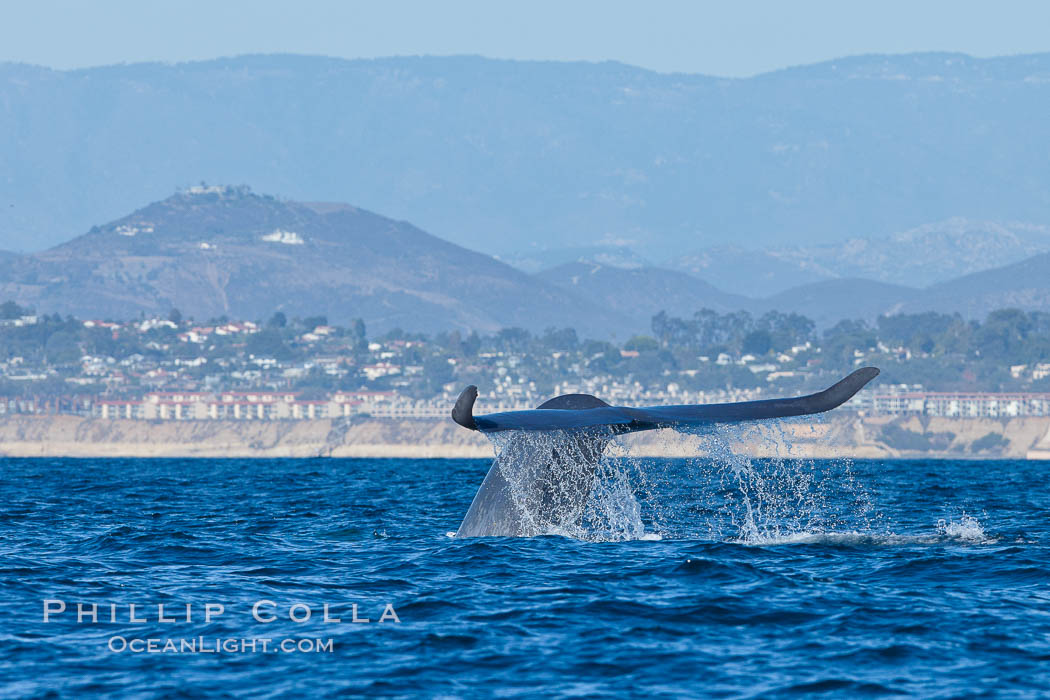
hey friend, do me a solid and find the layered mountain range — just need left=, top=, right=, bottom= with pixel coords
left=1, top=188, right=1048, bottom=336
left=668, top=219, right=1050, bottom=296
left=516, top=218, right=1050, bottom=297
left=3, top=52, right=1050, bottom=257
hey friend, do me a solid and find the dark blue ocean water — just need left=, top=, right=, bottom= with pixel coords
left=2, top=455, right=1049, bottom=698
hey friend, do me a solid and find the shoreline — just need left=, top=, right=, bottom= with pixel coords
left=0, top=414, right=1048, bottom=460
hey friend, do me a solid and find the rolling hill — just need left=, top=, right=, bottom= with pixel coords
left=536, top=262, right=754, bottom=329
left=761, top=279, right=919, bottom=328
left=902, top=252, right=1050, bottom=318
left=0, top=187, right=623, bottom=336
left=2, top=187, right=1049, bottom=337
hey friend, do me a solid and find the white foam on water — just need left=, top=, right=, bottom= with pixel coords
left=732, top=530, right=917, bottom=547
left=937, top=514, right=997, bottom=544
left=734, top=524, right=1000, bottom=548
left=729, top=530, right=873, bottom=546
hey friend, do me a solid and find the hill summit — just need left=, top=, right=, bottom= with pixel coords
left=0, top=186, right=620, bottom=335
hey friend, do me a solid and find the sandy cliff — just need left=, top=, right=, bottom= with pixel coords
left=0, top=414, right=1048, bottom=460
left=0, top=416, right=491, bottom=458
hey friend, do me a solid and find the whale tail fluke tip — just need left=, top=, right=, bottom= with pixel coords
left=452, top=385, right=479, bottom=430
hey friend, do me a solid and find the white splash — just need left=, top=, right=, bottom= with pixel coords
left=937, top=514, right=996, bottom=543
left=669, top=418, right=876, bottom=545
left=466, top=417, right=1007, bottom=548
left=474, top=417, right=881, bottom=544
left=485, top=428, right=662, bottom=543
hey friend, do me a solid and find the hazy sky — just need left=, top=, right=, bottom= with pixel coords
left=3, top=0, right=1050, bottom=76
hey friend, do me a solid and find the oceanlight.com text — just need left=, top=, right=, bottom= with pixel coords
left=107, top=636, right=334, bottom=654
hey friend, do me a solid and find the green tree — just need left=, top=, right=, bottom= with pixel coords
left=496, top=327, right=531, bottom=352
left=350, top=318, right=368, bottom=353
left=423, top=355, right=455, bottom=393
left=742, top=329, right=773, bottom=356
left=44, top=330, right=80, bottom=364
left=542, top=327, right=578, bottom=351
left=975, top=308, right=1032, bottom=362
left=0, top=300, right=27, bottom=320
left=462, top=331, right=481, bottom=358
left=624, top=335, right=659, bottom=352
left=246, top=329, right=292, bottom=359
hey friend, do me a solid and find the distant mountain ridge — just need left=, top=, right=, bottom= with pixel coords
left=536, top=262, right=751, bottom=327
left=761, top=278, right=918, bottom=328
left=3, top=188, right=1050, bottom=336
left=501, top=246, right=652, bottom=274
left=668, top=219, right=1050, bottom=296
left=535, top=257, right=1050, bottom=330
left=3, top=52, right=1050, bottom=259
left=903, top=252, right=1050, bottom=319
left=535, top=264, right=923, bottom=330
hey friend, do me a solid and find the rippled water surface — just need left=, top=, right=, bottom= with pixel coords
left=2, top=455, right=1049, bottom=698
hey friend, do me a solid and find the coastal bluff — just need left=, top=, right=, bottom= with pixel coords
left=0, top=415, right=1048, bottom=460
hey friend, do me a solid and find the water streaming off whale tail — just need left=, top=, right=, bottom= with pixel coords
left=675, top=418, right=879, bottom=544
left=483, top=428, right=656, bottom=542
left=478, top=416, right=881, bottom=544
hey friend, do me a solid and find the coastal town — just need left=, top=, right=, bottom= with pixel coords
left=1, top=301, right=1049, bottom=422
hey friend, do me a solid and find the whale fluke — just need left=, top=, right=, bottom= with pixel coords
left=455, top=367, right=879, bottom=434
left=453, top=367, right=879, bottom=538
